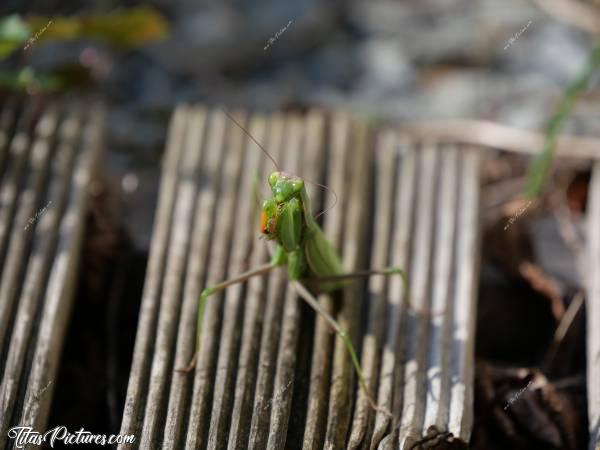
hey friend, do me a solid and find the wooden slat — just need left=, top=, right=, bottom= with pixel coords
left=249, top=114, right=304, bottom=449
left=0, top=100, right=104, bottom=448
left=138, top=107, right=208, bottom=449
left=398, top=142, right=439, bottom=449
left=0, top=105, right=66, bottom=446
left=19, top=103, right=104, bottom=432
left=302, top=112, right=351, bottom=450
left=343, top=138, right=480, bottom=449
left=447, top=148, right=480, bottom=440
left=162, top=108, right=214, bottom=450
left=376, top=136, right=416, bottom=450
left=207, top=110, right=259, bottom=448
left=185, top=110, right=246, bottom=448
left=0, top=98, right=20, bottom=181
left=0, top=105, right=55, bottom=361
left=226, top=114, right=273, bottom=449
left=348, top=132, right=396, bottom=449
left=119, top=105, right=188, bottom=446
left=588, top=160, right=600, bottom=450
left=0, top=105, right=33, bottom=296
left=324, top=118, right=371, bottom=448
left=424, top=146, right=459, bottom=432
left=268, top=111, right=327, bottom=448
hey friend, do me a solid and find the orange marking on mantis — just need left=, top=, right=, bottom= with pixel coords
left=261, top=210, right=268, bottom=234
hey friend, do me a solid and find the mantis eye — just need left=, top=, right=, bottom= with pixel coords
left=268, top=172, right=279, bottom=187
left=291, top=180, right=303, bottom=192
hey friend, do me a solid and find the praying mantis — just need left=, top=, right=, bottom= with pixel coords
left=178, top=110, right=409, bottom=415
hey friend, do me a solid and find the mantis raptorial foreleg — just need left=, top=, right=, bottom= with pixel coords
left=177, top=262, right=278, bottom=373
left=178, top=262, right=405, bottom=418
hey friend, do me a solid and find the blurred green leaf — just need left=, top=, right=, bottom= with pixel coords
left=525, top=40, right=600, bottom=198
left=0, top=15, right=31, bottom=59
left=28, top=6, right=169, bottom=49
left=0, top=67, right=61, bottom=92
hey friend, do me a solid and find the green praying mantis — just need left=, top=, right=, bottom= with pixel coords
left=178, top=110, right=409, bottom=415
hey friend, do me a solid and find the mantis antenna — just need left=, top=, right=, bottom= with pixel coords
left=221, top=108, right=281, bottom=171
left=221, top=106, right=338, bottom=218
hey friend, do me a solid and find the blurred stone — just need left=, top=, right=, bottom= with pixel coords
left=356, top=39, right=415, bottom=96
left=144, top=1, right=341, bottom=77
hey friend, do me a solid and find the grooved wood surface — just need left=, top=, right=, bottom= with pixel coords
left=0, top=99, right=105, bottom=449
left=119, top=105, right=482, bottom=449
left=588, top=161, right=600, bottom=450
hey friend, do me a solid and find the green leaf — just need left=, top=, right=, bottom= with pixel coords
left=28, top=6, right=169, bottom=49
left=525, top=40, right=600, bottom=198
left=0, top=15, right=31, bottom=59
left=0, top=67, right=61, bottom=92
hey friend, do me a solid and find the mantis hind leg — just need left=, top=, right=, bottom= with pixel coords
left=293, top=267, right=413, bottom=416
left=290, top=281, right=393, bottom=418
left=176, top=261, right=278, bottom=373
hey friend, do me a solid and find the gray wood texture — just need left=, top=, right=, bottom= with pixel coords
left=0, top=99, right=105, bottom=448
left=588, top=160, right=600, bottom=450
left=119, top=105, right=482, bottom=449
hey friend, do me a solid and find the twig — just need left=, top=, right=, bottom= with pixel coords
left=542, top=290, right=584, bottom=373
left=397, top=120, right=600, bottom=159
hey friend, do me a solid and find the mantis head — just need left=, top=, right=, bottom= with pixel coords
left=268, top=171, right=304, bottom=203
left=260, top=172, right=305, bottom=249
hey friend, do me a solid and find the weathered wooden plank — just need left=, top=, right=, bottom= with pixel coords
left=0, top=105, right=65, bottom=447
left=375, top=136, right=416, bottom=450
left=362, top=138, right=480, bottom=450
left=324, top=118, right=371, bottom=449
left=137, top=107, right=208, bottom=449
left=302, top=112, right=351, bottom=450
left=240, top=113, right=288, bottom=450
left=423, top=146, right=459, bottom=432
left=119, top=106, right=482, bottom=449
left=207, top=110, right=259, bottom=449
left=267, top=111, right=326, bottom=449
left=250, top=113, right=304, bottom=450
left=0, top=105, right=34, bottom=300
left=0, top=100, right=104, bottom=450
left=0, top=105, right=58, bottom=362
left=347, top=130, right=397, bottom=450
left=119, top=105, right=189, bottom=447
left=226, top=114, right=275, bottom=449
left=447, top=148, right=480, bottom=441
left=0, top=98, right=20, bottom=181
left=185, top=109, right=247, bottom=449
left=162, top=107, right=215, bottom=450
left=18, top=103, right=104, bottom=435
left=587, top=160, right=600, bottom=450
left=398, top=143, right=439, bottom=449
